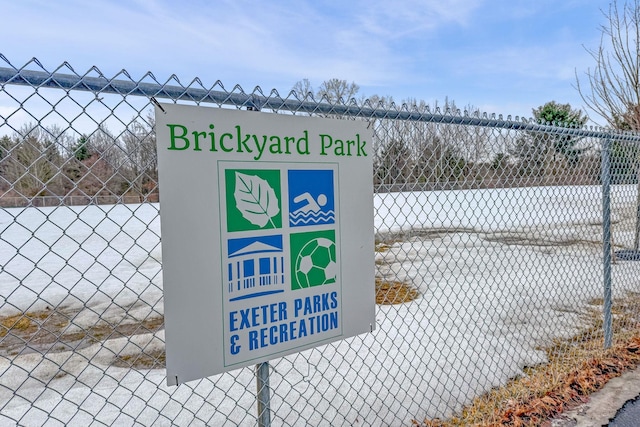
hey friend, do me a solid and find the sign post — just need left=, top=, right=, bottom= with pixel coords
left=256, top=361, right=270, bottom=427
left=155, top=103, right=376, bottom=387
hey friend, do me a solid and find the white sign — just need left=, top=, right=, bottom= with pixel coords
left=155, top=103, right=375, bottom=385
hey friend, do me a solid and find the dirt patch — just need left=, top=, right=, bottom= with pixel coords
left=0, top=309, right=164, bottom=359
left=481, top=233, right=602, bottom=248
left=0, top=310, right=65, bottom=337
left=113, top=348, right=166, bottom=369
left=375, top=242, right=393, bottom=252
left=1, top=309, right=71, bottom=353
left=376, top=226, right=605, bottom=250
left=375, top=227, right=477, bottom=247
left=376, top=277, right=420, bottom=305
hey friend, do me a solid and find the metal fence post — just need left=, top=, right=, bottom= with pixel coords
left=257, top=362, right=271, bottom=427
left=601, top=137, right=613, bottom=349
left=635, top=175, right=640, bottom=250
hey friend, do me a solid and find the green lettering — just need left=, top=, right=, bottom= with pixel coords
left=191, top=131, right=205, bottom=151
left=319, top=134, right=332, bottom=155
left=235, top=125, right=253, bottom=153
left=220, top=133, right=234, bottom=152
left=284, top=136, right=294, bottom=154
left=167, top=124, right=189, bottom=150
left=269, top=136, right=283, bottom=154
left=208, top=124, right=217, bottom=152
left=346, top=139, right=355, bottom=156
left=334, top=138, right=345, bottom=156
left=357, top=134, right=367, bottom=156
left=297, top=131, right=310, bottom=155
left=252, top=135, right=267, bottom=160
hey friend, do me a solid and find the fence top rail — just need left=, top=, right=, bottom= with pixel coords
left=2, top=66, right=640, bottom=142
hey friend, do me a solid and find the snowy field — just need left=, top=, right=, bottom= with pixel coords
left=2, top=185, right=640, bottom=426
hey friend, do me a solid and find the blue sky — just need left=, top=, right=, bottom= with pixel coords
left=2, top=0, right=609, bottom=122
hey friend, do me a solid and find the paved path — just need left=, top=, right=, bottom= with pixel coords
left=550, top=367, right=640, bottom=426
left=608, top=395, right=640, bottom=427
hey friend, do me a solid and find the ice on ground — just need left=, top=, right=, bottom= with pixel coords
left=0, top=203, right=162, bottom=322
left=2, top=185, right=640, bottom=425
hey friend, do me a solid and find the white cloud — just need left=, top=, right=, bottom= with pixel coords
left=357, top=0, right=482, bottom=37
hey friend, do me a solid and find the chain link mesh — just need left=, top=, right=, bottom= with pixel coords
left=2, top=56, right=640, bottom=426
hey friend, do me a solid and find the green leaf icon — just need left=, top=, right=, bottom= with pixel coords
left=234, top=172, right=280, bottom=228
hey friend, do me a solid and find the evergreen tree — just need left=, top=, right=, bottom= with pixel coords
left=532, top=101, right=588, bottom=167
left=72, top=135, right=91, bottom=161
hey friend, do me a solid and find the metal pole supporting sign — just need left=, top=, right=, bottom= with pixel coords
left=256, top=362, right=271, bottom=427
left=244, top=103, right=272, bottom=427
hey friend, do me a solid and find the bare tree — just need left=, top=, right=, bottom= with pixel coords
left=292, top=78, right=315, bottom=99
left=575, top=2, right=640, bottom=249
left=1, top=124, right=67, bottom=198
left=459, top=104, right=491, bottom=164
left=63, top=129, right=127, bottom=202
left=87, top=125, right=127, bottom=170
left=291, top=78, right=360, bottom=104
left=316, top=78, right=360, bottom=104
left=376, top=137, right=413, bottom=187
left=508, top=132, right=548, bottom=178
left=576, top=0, right=640, bottom=129
left=122, top=114, right=157, bottom=200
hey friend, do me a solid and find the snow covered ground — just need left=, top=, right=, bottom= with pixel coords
left=2, top=185, right=640, bottom=426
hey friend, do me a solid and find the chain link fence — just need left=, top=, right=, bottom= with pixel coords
left=2, top=56, right=640, bottom=426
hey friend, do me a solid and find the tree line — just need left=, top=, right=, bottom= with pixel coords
left=2, top=93, right=635, bottom=208
left=0, top=115, right=157, bottom=206
left=369, top=98, right=621, bottom=191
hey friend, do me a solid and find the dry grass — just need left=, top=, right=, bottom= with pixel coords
left=0, top=308, right=164, bottom=365
left=0, top=310, right=68, bottom=338
left=375, top=242, right=393, bottom=252
left=0, top=314, right=38, bottom=337
left=374, top=236, right=421, bottom=305
left=114, top=348, right=166, bottom=369
left=414, top=292, right=640, bottom=427
left=376, top=277, right=420, bottom=305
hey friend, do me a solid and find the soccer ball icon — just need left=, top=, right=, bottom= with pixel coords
left=295, top=237, right=337, bottom=287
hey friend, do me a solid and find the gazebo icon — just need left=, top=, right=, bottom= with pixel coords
left=226, top=235, right=286, bottom=301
